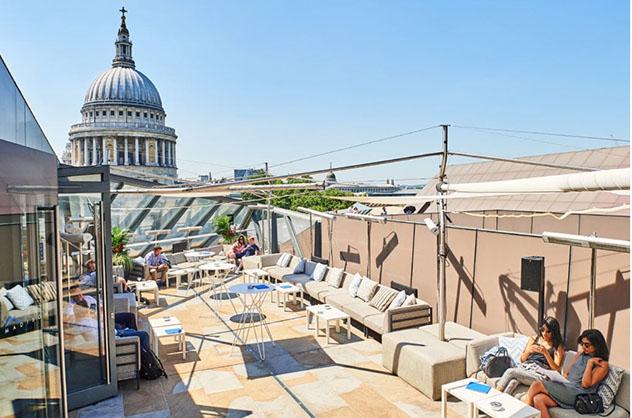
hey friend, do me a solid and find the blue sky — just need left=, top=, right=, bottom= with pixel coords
left=1, top=1, right=629, bottom=183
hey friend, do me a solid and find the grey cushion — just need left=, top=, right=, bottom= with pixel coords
left=304, top=261, right=317, bottom=276
left=282, top=274, right=312, bottom=290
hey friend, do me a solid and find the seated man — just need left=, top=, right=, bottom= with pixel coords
left=235, top=236, right=260, bottom=271
left=80, top=259, right=128, bottom=291
left=114, top=312, right=150, bottom=351
left=144, top=245, right=169, bottom=285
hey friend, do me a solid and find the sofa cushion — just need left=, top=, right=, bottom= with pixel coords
left=498, top=335, right=529, bottom=366
left=325, top=292, right=358, bottom=311
left=304, top=280, right=331, bottom=299
left=345, top=302, right=381, bottom=323
left=293, top=258, right=306, bottom=274
left=348, top=273, right=362, bottom=298
left=304, top=261, right=317, bottom=276
left=6, top=285, right=34, bottom=310
left=419, top=322, right=486, bottom=349
left=282, top=274, right=312, bottom=290
left=388, top=290, right=406, bottom=310
left=26, top=284, right=45, bottom=303
left=356, top=278, right=378, bottom=302
left=369, top=286, right=398, bottom=312
left=364, top=313, right=386, bottom=334
left=401, top=293, right=417, bottom=307
left=276, top=253, right=291, bottom=267
left=43, top=282, right=57, bottom=301
left=0, top=288, right=14, bottom=311
left=599, top=365, right=626, bottom=412
left=264, top=266, right=293, bottom=280
left=325, top=267, right=344, bottom=288
left=310, top=263, right=327, bottom=282
left=615, top=369, right=629, bottom=413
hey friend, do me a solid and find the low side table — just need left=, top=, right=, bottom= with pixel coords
left=274, top=283, right=304, bottom=311
left=475, top=393, right=540, bottom=418
left=441, top=378, right=501, bottom=418
left=148, top=316, right=186, bottom=359
left=135, top=280, right=159, bottom=305
left=306, top=304, right=350, bottom=344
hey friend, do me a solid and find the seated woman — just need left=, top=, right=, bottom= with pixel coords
left=525, top=329, right=610, bottom=418
left=226, top=235, right=246, bottom=264
left=496, top=316, right=565, bottom=394
left=235, top=236, right=260, bottom=271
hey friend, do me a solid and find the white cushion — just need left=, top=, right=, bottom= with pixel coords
left=401, top=293, right=416, bottom=307
left=0, top=288, right=14, bottom=311
left=6, top=285, right=34, bottom=310
left=293, top=258, right=306, bottom=274
left=356, top=278, right=378, bottom=302
left=348, top=273, right=363, bottom=297
left=276, top=253, right=291, bottom=267
left=387, top=290, right=407, bottom=310
left=499, top=335, right=529, bottom=366
left=326, top=267, right=344, bottom=288
left=310, top=263, right=328, bottom=282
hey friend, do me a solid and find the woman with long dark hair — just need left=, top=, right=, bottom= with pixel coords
left=525, top=329, right=610, bottom=418
left=496, top=316, right=565, bottom=394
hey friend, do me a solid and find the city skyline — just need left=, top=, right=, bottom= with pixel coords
left=1, top=1, right=629, bottom=183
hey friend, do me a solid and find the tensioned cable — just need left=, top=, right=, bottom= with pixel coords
left=269, top=124, right=441, bottom=168
left=455, top=204, right=630, bottom=220
left=452, top=125, right=629, bottom=143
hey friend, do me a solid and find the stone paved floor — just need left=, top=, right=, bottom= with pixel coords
left=70, top=275, right=469, bottom=417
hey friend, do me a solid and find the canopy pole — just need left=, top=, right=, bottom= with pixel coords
left=437, top=124, right=449, bottom=342
left=589, top=248, right=597, bottom=328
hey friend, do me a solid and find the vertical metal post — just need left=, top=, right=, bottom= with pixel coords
left=265, top=162, right=272, bottom=254
left=589, top=248, right=597, bottom=328
left=367, top=221, right=372, bottom=277
left=437, top=124, right=449, bottom=341
left=309, top=213, right=314, bottom=258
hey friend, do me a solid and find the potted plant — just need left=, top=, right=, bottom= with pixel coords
left=212, top=215, right=237, bottom=244
left=112, top=226, right=133, bottom=277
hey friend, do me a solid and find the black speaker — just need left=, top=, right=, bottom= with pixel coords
left=521, top=256, right=544, bottom=292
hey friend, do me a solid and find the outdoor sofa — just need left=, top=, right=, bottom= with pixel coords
left=466, top=332, right=630, bottom=418
left=242, top=252, right=432, bottom=336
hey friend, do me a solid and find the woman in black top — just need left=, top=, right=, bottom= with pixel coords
left=496, top=317, right=565, bottom=394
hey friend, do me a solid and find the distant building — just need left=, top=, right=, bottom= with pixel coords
left=66, top=9, right=178, bottom=180
left=324, top=169, right=400, bottom=195
left=234, top=168, right=263, bottom=180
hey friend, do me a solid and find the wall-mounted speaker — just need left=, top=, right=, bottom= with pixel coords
left=521, top=256, right=544, bottom=292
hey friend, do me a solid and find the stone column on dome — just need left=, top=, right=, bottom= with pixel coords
left=134, top=137, right=139, bottom=165
left=166, top=141, right=171, bottom=167
left=124, top=137, right=129, bottom=165
left=173, top=144, right=176, bottom=167
left=145, top=139, right=150, bottom=165
left=92, top=138, right=97, bottom=165
left=161, top=140, right=165, bottom=166
left=70, top=140, right=75, bottom=165
left=154, top=140, right=158, bottom=165
left=113, top=138, right=118, bottom=165
left=81, top=138, right=86, bottom=166
left=102, top=137, right=107, bottom=164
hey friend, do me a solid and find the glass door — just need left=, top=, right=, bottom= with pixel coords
left=60, top=199, right=116, bottom=409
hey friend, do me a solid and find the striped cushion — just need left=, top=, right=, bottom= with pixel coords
left=27, top=284, right=44, bottom=303
left=369, top=286, right=399, bottom=311
left=43, top=282, right=57, bottom=301
left=598, top=365, right=625, bottom=411
left=356, top=278, right=378, bottom=302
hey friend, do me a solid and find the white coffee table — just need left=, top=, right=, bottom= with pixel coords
left=242, top=268, right=270, bottom=284
left=306, top=304, right=350, bottom=344
left=441, top=378, right=501, bottom=418
left=134, top=280, right=159, bottom=304
left=476, top=393, right=540, bottom=418
left=274, top=283, right=304, bottom=311
left=148, top=315, right=187, bottom=359
left=198, top=262, right=238, bottom=313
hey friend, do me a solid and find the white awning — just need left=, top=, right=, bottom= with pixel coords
left=439, top=168, right=629, bottom=194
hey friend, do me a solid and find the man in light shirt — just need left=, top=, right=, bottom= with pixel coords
left=144, top=245, right=169, bottom=284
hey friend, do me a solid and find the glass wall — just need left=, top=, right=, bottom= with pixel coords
left=0, top=56, right=63, bottom=417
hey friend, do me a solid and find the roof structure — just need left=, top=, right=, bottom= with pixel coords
left=417, top=146, right=629, bottom=215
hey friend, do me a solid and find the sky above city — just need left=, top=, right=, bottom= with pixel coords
left=1, top=1, right=629, bottom=184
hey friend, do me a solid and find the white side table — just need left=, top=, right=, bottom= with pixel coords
left=274, top=283, right=304, bottom=311
left=306, top=304, right=351, bottom=344
left=135, top=280, right=159, bottom=305
left=148, top=316, right=186, bottom=359
left=476, top=393, right=540, bottom=418
left=441, top=378, right=501, bottom=418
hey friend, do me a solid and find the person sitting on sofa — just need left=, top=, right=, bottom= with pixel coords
left=525, top=329, right=610, bottom=418
left=80, top=259, right=129, bottom=292
left=496, top=316, right=565, bottom=394
left=114, top=311, right=150, bottom=351
left=144, top=245, right=169, bottom=285
left=226, top=235, right=246, bottom=264
left=235, top=236, right=260, bottom=271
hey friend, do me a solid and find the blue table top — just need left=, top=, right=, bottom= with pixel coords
left=229, top=283, right=273, bottom=294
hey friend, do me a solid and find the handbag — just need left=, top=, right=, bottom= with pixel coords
left=574, top=393, right=604, bottom=415
left=483, top=346, right=513, bottom=378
